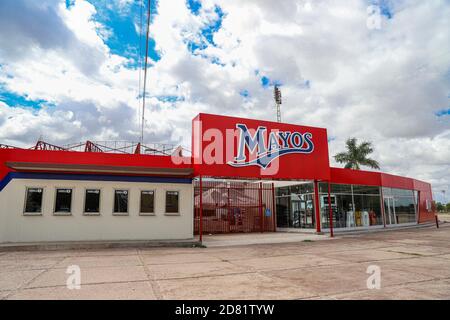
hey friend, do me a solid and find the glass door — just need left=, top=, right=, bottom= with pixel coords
left=291, top=199, right=301, bottom=228
left=384, top=197, right=397, bottom=225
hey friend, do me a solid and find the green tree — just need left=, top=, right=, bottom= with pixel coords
left=446, top=203, right=450, bottom=213
left=334, top=138, right=380, bottom=170
left=436, top=202, right=444, bottom=212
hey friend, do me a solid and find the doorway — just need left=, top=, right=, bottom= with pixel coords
left=384, top=196, right=397, bottom=225
left=194, top=179, right=276, bottom=234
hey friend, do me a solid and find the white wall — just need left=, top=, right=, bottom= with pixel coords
left=0, top=178, right=194, bottom=243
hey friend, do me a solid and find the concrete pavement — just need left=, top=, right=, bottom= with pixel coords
left=1, top=224, right=449, bottom=299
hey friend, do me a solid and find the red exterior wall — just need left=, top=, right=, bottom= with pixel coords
left=330, top=167, right=435, bottom=223
left=414, top=179, right=435, bottom=224
left=0, top=148, right=192, bottom=181
left=329, top=167, right=382, bottom=186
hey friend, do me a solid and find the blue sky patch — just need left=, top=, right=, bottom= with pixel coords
left=187, top=0, right=202, bottom=15
left=65, top=0, right=75, bottom=9
left=261, top=76, right=270, bottom=87
left=370, top=0, right=393, bottom=19
left=435, top=108, right=450, bottom=117
left=210, top=56, right=225, bottom=66
left=200, top=6, right=224, bottom=46
left=186, top=6, right=225, bottom=61
left=0, top=88, right=49, bottom=109
left=240, top=90, right=250, bottom=98
left=87, top=0, right=161, bottom=66
left=260, top=76, right=283, bottom=88
left=156, top=95, right=185, bottom=103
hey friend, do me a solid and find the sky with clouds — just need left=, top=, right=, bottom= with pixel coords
left=0, top=0, right=449, bottom=201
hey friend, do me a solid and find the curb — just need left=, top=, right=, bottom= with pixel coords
left=0, top=239, right=203, bottom=252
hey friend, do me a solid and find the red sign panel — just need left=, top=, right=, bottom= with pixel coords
left=192, top=113, right=330, bottom=180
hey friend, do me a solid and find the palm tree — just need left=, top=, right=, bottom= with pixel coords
left=334, top=138, right=380, bottom=170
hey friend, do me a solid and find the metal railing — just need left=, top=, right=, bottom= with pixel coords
left=1, top=139, right=191, bottom=156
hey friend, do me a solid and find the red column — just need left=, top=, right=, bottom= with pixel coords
left=227, top=186, right=231, bottom=233
left=272, top=183, right=276, bottom=232
left=259, top=182, right=263, bottom=233
left=314, top=180, right=321, bottom=233
left=328, top=181, right=334, bottom=238
left=416, top=191, right=421, bottom=225
left=380, top=188, right=386, bottom=228
left=199, top=176, right=203, bottom=243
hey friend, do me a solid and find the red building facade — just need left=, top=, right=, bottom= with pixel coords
left=0, top=113, right=436, bottom=243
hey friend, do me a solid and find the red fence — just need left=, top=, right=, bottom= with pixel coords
left=194, top=180, right=276, bottom=234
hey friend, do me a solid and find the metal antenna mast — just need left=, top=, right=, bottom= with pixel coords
left=274, top=85, right=282, bottom=122
left=140, top=0, right=151, bottom=144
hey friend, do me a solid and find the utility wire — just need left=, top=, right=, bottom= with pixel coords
left=140, top=0, right=151, bottom=144
left=137, top=0, right=144, bottom=133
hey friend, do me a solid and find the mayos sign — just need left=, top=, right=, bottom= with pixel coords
left=192, top=113, right=331, bottom=180
left=228, top=123, right=314, bottom=169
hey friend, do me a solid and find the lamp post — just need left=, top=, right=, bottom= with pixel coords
left=274, top=85, right=282, bottom=123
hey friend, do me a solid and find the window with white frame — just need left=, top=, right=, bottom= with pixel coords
left=113, top=190, right=129, bottom=214
left=165, top=191, right=179, bottom=213
left=84, top=189, right=100, bottom=213
left=54, top=188, right=72, bottom=214
left=24, top=187, right=43, bottom=214
left=140, top=190, right=155, bottom=214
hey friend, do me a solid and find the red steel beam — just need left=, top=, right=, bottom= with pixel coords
left=314, top=180, right=321, bottom=233
left=84, top=141, right=103, bottom=153
left=259, top=182, right=263, bottom=233
left=199, top=176, right=203, bottom=243
left=328, top=181, right=334, bottom=237
left=272, top=182, right=276, bottom=232
left=134, top=143, right=141, bottom=154
left=34, top=140, right=67, bottom=151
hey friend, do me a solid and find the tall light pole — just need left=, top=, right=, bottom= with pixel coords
left=274, top=85, right=282, bottom=123
left=141, top=0, right=151, bottom=145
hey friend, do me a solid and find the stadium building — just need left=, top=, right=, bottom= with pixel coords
left=0, top=113, right=436, bottom=244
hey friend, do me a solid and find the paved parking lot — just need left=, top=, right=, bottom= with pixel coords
left=1, top=223, right=449, bottom=300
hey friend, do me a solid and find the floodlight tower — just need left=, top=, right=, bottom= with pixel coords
left=274, top=85, right=282, bottom=123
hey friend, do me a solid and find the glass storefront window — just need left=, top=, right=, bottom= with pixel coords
left=276, top=196, right=290, bottom=228
left=319, top=183, right=352, bottom=194
left=276, top=183, right=314, bottom=197
left=276, top=183, right=315, bottom=229
left=353, top=194, right=383, bottom=226
left=276, top=187, right=290, bottom=197
left=394, top=196, right=416, bottom=223
left=383, top=188, right=417, bottom=225
left=319, top=184, right=382, bottom=229
left=352, top=185, right=380, bottom=195
left=278, top=183, right=417, bottom=230
left=320, top=193, right=353, bottom=229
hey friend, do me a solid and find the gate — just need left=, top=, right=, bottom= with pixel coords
left=194, top=180, right=276, bottom=234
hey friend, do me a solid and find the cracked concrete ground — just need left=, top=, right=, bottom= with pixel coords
left=1, top=224, right=449, bottom=299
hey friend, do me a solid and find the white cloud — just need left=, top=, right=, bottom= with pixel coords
left=0, top=0, right=449, bottom=200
